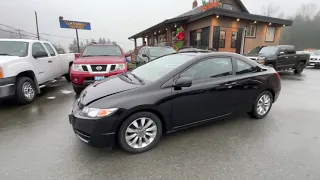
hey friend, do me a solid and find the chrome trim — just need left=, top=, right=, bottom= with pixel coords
left=173, top=113, right=232, bottom=129
left=75, top=133, right=89, bottom=143
left=0, top=84, right=14, bottom=88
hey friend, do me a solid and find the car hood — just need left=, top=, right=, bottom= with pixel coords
left=79, top=75, right=141, bottom=105
left=0, top=56, right=24, bottom=65
left=74, top=56, right=125, bottom=64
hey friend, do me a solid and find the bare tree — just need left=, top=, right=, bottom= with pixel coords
left=260, top=3, right=280, bottom=17
left=297, top=3, right=318, bottom=20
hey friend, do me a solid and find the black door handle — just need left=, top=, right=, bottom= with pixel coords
left=48, top=60, right=52, bottom=63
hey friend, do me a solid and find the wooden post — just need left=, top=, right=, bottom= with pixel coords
left=134, top=38, right=137, bottom=49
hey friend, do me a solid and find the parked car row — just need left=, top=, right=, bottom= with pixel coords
left=0, top=39, right=75, bottom=104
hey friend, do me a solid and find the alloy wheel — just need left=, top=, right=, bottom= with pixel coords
left=256, top=94, right=271, bottom=116
left=125, top=117, right=157, bottom=149
left=22, top=82, right=35, bottom=100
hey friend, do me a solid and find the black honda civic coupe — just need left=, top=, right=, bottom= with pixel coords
left=69, top=52, right=281, bottom=153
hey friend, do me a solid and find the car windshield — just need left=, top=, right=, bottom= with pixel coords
left=259, top=46, right=277, bottom=55
left=248, top=46, right=262, bottom=55
left=82, top=45, right=122, bottom=57
left=310, top=51, right=320, bottom=56
left=131, top=54, right=193, bottom=82
left=149, top=47, right=176, bottom=57
left=0, top=41, right=29, bottom=57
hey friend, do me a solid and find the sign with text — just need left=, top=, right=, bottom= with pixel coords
left=200, top=2, right=220, bottom=11
left=59, top=20, right=91, bottom=30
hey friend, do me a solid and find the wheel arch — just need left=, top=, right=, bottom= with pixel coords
left=16, top=70, right=40, bottom=93
left=115, top=106, right=168, bottom=144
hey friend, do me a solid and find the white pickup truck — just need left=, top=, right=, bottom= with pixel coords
left=0, top=39, right=75, bottom=104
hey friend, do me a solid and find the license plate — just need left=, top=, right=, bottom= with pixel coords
left=310, top=63, right=315, bottom=66
left=94, top=76, right=105, bottom=81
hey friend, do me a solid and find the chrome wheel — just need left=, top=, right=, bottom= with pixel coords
left=257, top=94, right=271, bottom=116
left=22, top=82, right=35, bottom=100
left=125, top=117, right=157, bottom=149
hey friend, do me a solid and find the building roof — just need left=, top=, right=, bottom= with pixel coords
left=129, top=2, right=292, bottom=39
left=176, top=0, right=249, bottom=18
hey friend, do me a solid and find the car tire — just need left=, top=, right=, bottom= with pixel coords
left=118, top=112, right=162, bottom=154
left=72, top=84, right=83, bottom=94
left=250, top=91, right=273, bottom=119
left=15, top=77, right=37, bottom=105
left=294, top=62, right=305, bottom=74
left=64, top=67, right=71, bottom=82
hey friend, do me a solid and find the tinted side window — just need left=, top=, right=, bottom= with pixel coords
left=236, top=59, right=257, bottom=75
left=44, top=43, right=56, bottom=56
left=32, top=42, right=48, bottom=56
left=181, top=57, right=233, bottom=81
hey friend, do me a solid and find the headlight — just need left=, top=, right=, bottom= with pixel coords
left=72, top=64, right=84, bottom=72
left=81, top=107, right=118, bottom=118
left=115, top=63, right=126, bottom=71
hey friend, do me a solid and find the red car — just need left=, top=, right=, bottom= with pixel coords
left=70, top=44, right=129, bottom=94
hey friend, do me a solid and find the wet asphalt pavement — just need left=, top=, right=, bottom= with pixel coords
left=1, top=68, right=320, bottom=180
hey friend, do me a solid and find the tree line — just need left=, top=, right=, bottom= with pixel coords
left=259, top=3, right=320, bottom=50
left=68, top=37, right=117, bottom=53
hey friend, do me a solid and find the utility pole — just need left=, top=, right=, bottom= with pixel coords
left=16, top=29, right=22, bottom=39
left=34, top=11, right=40, bottom=40
left=76, top=29, right=80, bottom=53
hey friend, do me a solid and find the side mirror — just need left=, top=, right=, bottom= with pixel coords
left=33, top=51, right=48, bottom=58
left=142, top=54, right=149, bottom=59
left=125, top=53, right=130, bottom=58
left=174, top=77, right=192, bottom=88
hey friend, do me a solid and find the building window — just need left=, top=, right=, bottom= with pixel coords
left=219, top=30, right=226, bottom=48
left=265, top=26, right=276, bottom=42
left=231, top=32, right=237, bottom=48
left=222, top=3, right=233, bottom=10
left=246, top=24, right=257, bottom=38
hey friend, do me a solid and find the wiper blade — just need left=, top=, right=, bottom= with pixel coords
left=0, top=53, right=12, bottom=56
left=128, top=72, right=144, bottom=84
left=121, top=73, right=133, bottom=81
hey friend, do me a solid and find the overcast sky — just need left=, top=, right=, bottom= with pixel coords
left=0, top=0, right=319, bottom=51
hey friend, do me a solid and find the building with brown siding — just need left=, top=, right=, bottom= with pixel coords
left=128, top=0, right=292, bottom=54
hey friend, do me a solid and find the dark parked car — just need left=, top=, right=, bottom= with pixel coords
left=253, top=45, right=310, bottom=74
left=136, top=46, right=176, bottom=65
left=69, top=52, right=281, bottom=153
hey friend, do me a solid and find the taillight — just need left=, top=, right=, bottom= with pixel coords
left=0, top=67, right=3, bottom=78
left=275, top=72, right=280, bottom=79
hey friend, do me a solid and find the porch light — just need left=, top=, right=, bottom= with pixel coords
left=254, top=21, right=257, bottom=23
left=175, top=24, right=177, bottom=27
left=283, top=25, right=286, bottom=27
left=154, top=32, right=156, bottom=34
left=146, top=36, right=148, bottom=38
left=269, top=23, right=272, bottom=25
left=216, top=15, right=219, bottom=18
left=237, top=18, right=240, bottom=21
left=166, top=28, right=168, bottom=30
left=159, top=30, right=160, bottom=33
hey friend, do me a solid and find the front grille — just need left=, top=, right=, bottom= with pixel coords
left=82, top=65, right=88, bottom=71
left=110, top=65, right=116, bottom=71
left=91, top=65, right=107, bottom=72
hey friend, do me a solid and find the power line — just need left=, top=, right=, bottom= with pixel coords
left=0, top=23, right=89, bottom=41
left=0, top=29, right=38, bottom=38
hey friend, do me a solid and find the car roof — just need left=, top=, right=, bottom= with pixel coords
left=0, top=38, right=50, bottom=43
